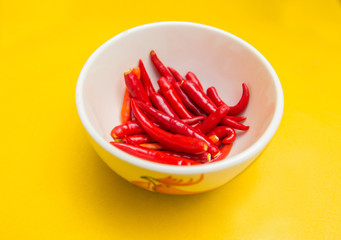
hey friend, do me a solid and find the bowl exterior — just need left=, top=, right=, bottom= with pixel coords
left=88, top=135, right=259, bottom=194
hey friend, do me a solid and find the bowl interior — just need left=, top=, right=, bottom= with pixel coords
left=78, top=22, right=281, bottom=166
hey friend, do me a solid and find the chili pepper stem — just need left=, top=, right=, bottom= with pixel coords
left=124, top=69, right=132, bottom=75
left=208, top=135, right=219, bottom=143
left=212, top=151, right=221, bottom=159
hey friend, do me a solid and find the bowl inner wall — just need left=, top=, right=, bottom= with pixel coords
left=81, top=24, right=277, bottom=158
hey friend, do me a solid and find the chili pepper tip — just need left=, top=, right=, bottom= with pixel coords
left=124, top=68, right=132, bottom=75
left=208, top=135, right=219, bottom=144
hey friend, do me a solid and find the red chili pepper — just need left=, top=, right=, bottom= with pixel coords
left=228, top=83, right=250, bottom=115
left=111, top=142, right=200, bottom=166
left=122, top=134, right=155, bottom=145
left=138, top=59, right=156, bottom=97
left=149, top=91, right=179, bottom=119
left=185, top=71, right=204, bottom=91
left=225, top=115, right=247, bottom=122
left=131, top=99, right=208, bottom=154
left=150, top=50, right=176, bottom=84
left=111, top=121, right=145, bottom=139
left=158, top=77, right=194, bottom=119
left=180, top=79, right=217, bottom=115
left=163, top=151, right=211, bottom=163
left=207, top=126, right=236, bottom=144
left=131, top=67, right=141, bottom=80
left=181, top=116, right=206, bottom=125
left=182, top=80, right=249, bottom=130
left=190, top=122, right=201, bottom=128
left=207, top=84, right=250, bottom=116
left=206, top=86, right=224, bottom=106
left=215, top=141, right=223, bottom=148
left=221, top=127, right=237, bottom=144
left=172, top=79, right=207, bottom=116
left=222, top=134, right=236, bottom=144
left=211, top=144, right=233, bottom=162
left=124, top=69, right=151, bottom=106
left=195, top=104, right=230, bottom=134
left=134, top=99, right=220, bottom=157
left=120, top=88, right=131, bottom=123
left=130, top=107, right=136, bottom=121
left=221, top=117, right=249, bottom=131
left=140, top=143, right=164, bottom=150
left=167, top=66, right=183, bottom=82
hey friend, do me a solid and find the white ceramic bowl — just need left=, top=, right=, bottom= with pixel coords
left=76, top=21, right=284, bottom=194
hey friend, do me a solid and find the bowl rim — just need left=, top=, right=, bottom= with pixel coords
left=75, top=21, right=284, bottom=175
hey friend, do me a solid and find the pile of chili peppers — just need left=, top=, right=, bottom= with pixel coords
left=110, top=50, right=250, bottom=166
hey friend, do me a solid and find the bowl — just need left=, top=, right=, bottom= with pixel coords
left=75, top=21, right=284, bottom=194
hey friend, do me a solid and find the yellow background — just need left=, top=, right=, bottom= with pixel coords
left=1, top=0, right=340, bottom=239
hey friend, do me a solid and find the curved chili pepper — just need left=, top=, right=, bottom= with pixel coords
left=134, top=99, right=220, bottom=157
left=195, top=104, right=230, bottom=134
left=228, top=83, right=250, bottom=115
left=111, top=121, right=145, bottom=139
left=168, top=73, right=206, bottom=116
left=150, top=50, right=175, bottom=83
left=211, top=144, right=233, bottom=162
left=207, top=126, right=236, bottom=144
left=222, top=134, right=236, bottom=144
left=124, top=69, right=151, bottom=106
left=181, top=116, right=206, bottom=125
left=158, top=77, right=194, bottom=119
left=207, top=84, right=250, bottom=116
left=181, top=80, right=249, bottom=130
left=222, top=127, right=237, bottom=144
left=131, top=99, right=208, bottom=154
left=120, top=88, right=131, bottom=123
left=122, top=134, right=155, bottom=145
left=185, top=71, right=204, bottom=91
left=138, top=59, right=156, bottom=97
left=111, top=142, right=200, bottom=166
left=180, top=79, right=217, bottom=114
left=149, top=91, right=179, bottom=119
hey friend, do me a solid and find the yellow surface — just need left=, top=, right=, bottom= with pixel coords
left=1, top=0, right=340, bottom=239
